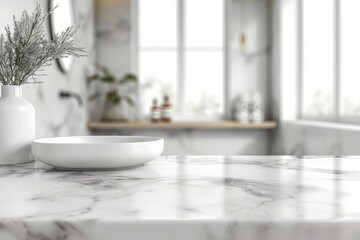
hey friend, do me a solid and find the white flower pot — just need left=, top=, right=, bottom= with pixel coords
left=0, top=86, right=35, bottom=165
left=103, top=102, right=129, bottom=121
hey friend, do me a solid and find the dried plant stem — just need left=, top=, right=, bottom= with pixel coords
left=0, top=3, right=86, bottom=85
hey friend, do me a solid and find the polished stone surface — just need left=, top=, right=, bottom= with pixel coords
left=1, top=156, right=360, bottom=240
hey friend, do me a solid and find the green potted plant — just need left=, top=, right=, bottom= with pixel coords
left=88, top=63, right=138, bottom=121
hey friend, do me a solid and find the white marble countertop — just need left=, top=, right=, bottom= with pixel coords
left=1, top=156, right=360, bottom=240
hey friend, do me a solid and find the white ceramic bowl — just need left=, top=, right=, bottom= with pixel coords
left=32, top=136, right=164, bottom=170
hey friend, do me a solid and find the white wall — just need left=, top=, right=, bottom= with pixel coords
left=274, top=121, right=360, bottom=155
left=93, top=0, right=273, bottom=155
left=0, top=0, right=95, bottom=138
left=92, top=128, right=271, bottom=155
left=229, top=0, right=272, bottom=118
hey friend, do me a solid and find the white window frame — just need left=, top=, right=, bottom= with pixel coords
left=131, top=0, right=230, bottom=120
left=298, top=0, right=360, bottom=124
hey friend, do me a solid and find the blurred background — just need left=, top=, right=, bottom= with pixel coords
left=1, top=0, right=359, bottom=156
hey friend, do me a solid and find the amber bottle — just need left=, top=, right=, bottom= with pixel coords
left=161, top=95, right=172, bottom=123
left=150, top=98, right=160, bottom=123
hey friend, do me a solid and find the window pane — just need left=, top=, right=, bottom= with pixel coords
left=139, top=51, right=177, bottom=115
left=184, top=51, right=224, bottom=116
left=185, top=0, right=224, bottom=48
left=280, top=0, right=298, bottom=119
left=302, top=0, right=335, bottom=117
left=139, top=0, right=177, bottom=48
left=340, top=0, right=360, bottom=117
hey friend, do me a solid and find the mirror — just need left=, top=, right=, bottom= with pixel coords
left=48, top=0, right=75, bottom=74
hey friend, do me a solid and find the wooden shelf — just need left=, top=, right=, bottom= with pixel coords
left=88, top=121, right=278, bottom=130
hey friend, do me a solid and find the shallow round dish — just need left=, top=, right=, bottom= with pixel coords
left=32, top=136, right=164, bottom=170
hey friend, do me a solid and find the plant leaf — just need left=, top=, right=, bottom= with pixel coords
left=102, top=74, right=115, bottom=83
left=106, top=90, right=120, bottom=105
left=117, top=73, right=138, bottom=85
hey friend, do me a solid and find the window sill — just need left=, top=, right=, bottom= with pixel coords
left=88, top=121, right=277, bottom=130
left=282, top=120, right=360, bottom=132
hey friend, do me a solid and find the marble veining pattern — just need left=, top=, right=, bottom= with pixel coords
left=2, top=156, right=360, bottom=239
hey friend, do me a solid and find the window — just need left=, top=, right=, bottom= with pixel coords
left=340, top=0, right=360, bottom=118
left=136, top=0, right=225, bottom=119
left=301, top=0, right=335, bottom=117
left=299, top=0, right=360, bottom=122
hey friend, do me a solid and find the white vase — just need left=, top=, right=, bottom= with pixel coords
left=0, top=86, right=35, bottom=165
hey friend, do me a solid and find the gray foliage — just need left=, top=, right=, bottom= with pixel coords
left=0, top=3, right=86, bottom=85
